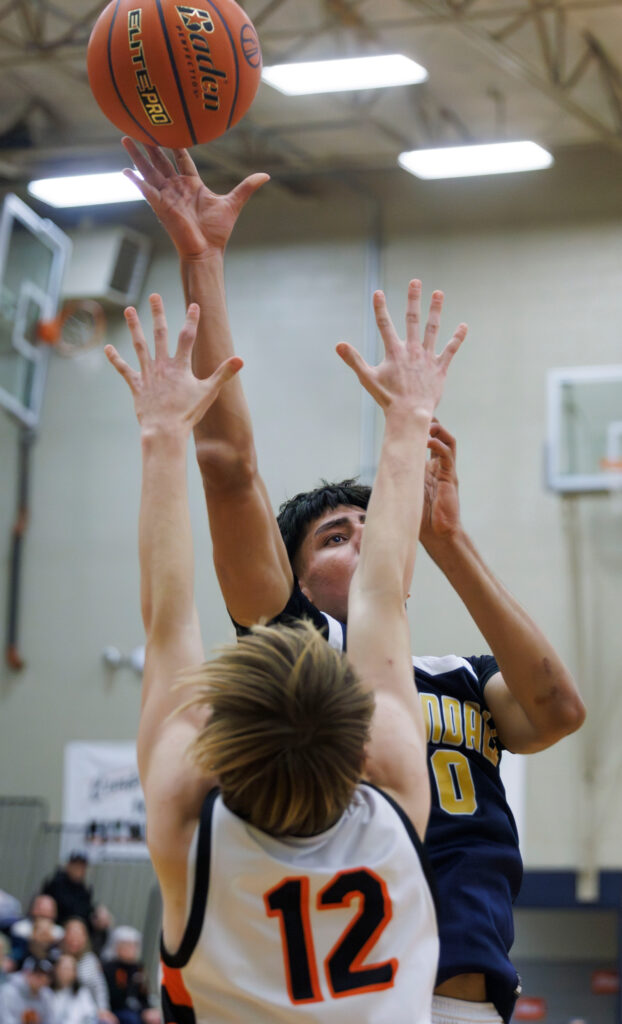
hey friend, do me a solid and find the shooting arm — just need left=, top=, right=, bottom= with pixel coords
left=425, top=528, right=586, bottom=752
left=183, top=253, right=293, bottom=625
left=122, top=139, right=291, bottom=625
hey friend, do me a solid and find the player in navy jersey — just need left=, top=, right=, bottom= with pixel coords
left=122, top=142, right=586, bottom=1024
left=104, top=285, right=465, bottom=1022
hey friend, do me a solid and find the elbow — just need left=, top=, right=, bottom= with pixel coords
left=539, top=679, right=587, bottom=745
left=560, top=689, right=587, bottom=735
left=194, top=437, right=258, bottom=492
left=553, top=668, right=587, bottom=737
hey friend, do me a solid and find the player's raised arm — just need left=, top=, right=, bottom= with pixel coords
left=421, top=419, right=585, bottom=753
left=338, top=281, right=467, bottom=837
left=122, top=139, right=293, bottom=627
left=104, top=295, right=242, bottom=781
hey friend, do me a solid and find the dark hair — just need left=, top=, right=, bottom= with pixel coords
left=277, top=479, right=370, bottom=569
left=67, top=850, right=88, bottom=865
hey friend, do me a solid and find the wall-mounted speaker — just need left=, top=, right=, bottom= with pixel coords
left=62, top=226, right=151, bottom=307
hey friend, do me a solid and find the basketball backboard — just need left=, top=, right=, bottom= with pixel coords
left=546, top=366, right=622, bottom=493
left=0, top=193, right=71, bottom=429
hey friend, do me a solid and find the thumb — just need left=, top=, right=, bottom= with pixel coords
left=197, top=356, right=243, bottom=420
left=205, top=355, right=243, bottom=393
left=104, top=345, right=137, bottom=390
left=336, top=342, right=370, bottom=383
left=229, top=173, right=270, bottom=211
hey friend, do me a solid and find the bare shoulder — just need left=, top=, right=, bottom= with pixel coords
left=363, top=690, right=430, bottom=840
left=141, top=714, right=216, bottom=876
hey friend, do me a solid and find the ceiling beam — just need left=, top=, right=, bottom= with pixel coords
left=402, top=0, right=622, bottom=152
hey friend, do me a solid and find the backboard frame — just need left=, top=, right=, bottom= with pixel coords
left=546, top=364, right=622, bottom=493
left=0, top=193, right=71, bottom=428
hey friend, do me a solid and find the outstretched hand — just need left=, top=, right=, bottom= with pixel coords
left=122, top=137, right=269, bottom=258
left=104, top=294, right=242, bottom=434
left=336, top=279, right=467, bottom=418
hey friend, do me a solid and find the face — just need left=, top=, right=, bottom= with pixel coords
left=116, top=939, right=139, bottom=963
left=296, top=504, right=366, bottom=623
left=31, top=896, right=57, bottom=921
left=54, top=954, right=77, bottom=988
left=31, top=918, right=54, bottom=944
left=27, top=968, right=51, bottom=992
left=63, top=920, right=88, bottom=956
left=66, top=860, right=87, bottom=883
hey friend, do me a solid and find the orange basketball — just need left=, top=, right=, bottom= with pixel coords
left=87, top=0, right=262, bottom=147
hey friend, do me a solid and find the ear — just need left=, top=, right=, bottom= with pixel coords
left=296, top=558, right=315, bottom=605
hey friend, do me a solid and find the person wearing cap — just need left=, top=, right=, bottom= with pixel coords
left=41, top=852, right=94, bottom=926
left=0, top=955, right=55, bottom=1023
left=102, top=927, right=160, bottom=1024
left=41, top=852, right=112, bottom=955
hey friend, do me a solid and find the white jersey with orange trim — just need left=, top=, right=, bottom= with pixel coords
left=160, top=783, right=438, bottom=1024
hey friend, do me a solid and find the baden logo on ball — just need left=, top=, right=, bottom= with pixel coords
left=87, top=0, right=262, bottom=148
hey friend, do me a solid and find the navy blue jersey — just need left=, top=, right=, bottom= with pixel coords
left=234, top=583, right=523, bottom=1023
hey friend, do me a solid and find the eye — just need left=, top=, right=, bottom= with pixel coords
left=325, top=533, right=347, bottom=545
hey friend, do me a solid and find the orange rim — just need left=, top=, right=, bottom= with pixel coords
left=36, top=299, right=106, bottom=356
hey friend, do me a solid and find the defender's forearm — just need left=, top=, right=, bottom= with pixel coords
left=355, top=407, right=432, bottom=603
left=139, top=430, right=194, bottom=637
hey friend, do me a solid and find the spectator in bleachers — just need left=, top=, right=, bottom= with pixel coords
left=41, top=851, right=112, bottom=955
left=8, top=894, right=64, bottom=972
left=61, top=917, right=117, bottom=1024
left=50, top=952, right=98, bottom=1024
left=11, top=916, right=62, bottom=971
left=102, top=927, right=160, bottom=1024
left=0, top=955, right=55, bottom=1023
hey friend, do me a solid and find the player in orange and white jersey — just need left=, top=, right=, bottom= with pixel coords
left=104, top=283, right=465, bottom=1022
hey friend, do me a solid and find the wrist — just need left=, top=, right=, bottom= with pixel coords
left=179, top=245, right=226, bottom=265
left=386, top=402, right=433, bottom=424
left=422, top=525, right=470, bottom=565
left=140, top=425, right=190, bottom=450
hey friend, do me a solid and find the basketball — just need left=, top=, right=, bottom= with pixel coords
left=87, top=0, right=262, bottom=148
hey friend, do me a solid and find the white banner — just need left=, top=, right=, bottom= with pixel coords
left=62, top=742, right=148, bottom=861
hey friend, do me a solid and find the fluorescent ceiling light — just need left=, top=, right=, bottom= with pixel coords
left=28, top=172, right=144, bottom=208
left=398, top=141, right=553, bottom=179
left=262, top=54, right=427, bottom=95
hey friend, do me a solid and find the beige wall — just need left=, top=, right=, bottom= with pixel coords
left=0, top=156, right=620, bottom=873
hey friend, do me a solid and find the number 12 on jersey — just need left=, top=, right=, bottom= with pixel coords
left=265, top=868, right=397, bottom=1005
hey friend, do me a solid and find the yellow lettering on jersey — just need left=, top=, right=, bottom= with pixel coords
left=441, top=696, right=463, bottom=746
left=482, top=710, right=500, bottom=766
left=431, top=749, right=477, bottom=815
left=420, top=693, right=442, bottom=743
left=464, top=701, right=483, bottom=752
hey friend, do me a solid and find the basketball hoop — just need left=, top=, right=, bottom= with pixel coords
left=599, top=457, right=622, bottom=473
left=36, top=298, right=106, bottom=357
left=600, top=458, right=622, bottom=501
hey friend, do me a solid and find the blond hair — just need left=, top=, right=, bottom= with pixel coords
left=181, top=620, right=373, bottom=837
